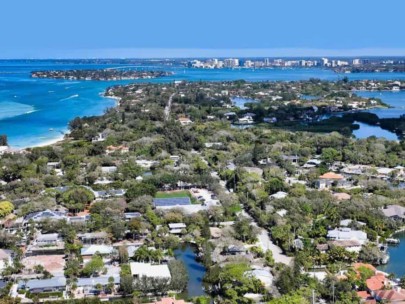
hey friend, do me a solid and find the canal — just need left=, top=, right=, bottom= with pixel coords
left=377, top=232, right=405, bottom=278
left=174, top=244, right=208, bottom=298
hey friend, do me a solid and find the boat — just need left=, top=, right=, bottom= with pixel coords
left=49, top=128, right=54, bottom=131
left=386, top=238, right=400, bottom=244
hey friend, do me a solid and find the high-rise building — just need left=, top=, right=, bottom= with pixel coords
left=224, top=58, right=240, bottom=68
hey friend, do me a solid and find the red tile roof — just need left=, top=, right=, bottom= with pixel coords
left=366, top=274, right=387, bottom=291
left=375, top=289, right=405, bottom=302
left=319, top=172, right=344, bottom=179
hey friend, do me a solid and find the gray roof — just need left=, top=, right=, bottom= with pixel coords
left=124, top=212, right=142, bottom=220
left=153, top=197, right=191, bottom=207
left=19, top=277, right=66, bottom=290
left=25, top=209, right=67, bottom=222
left=382, top=205, right=405, bottom=219
left=36, top=233, right=59, bottom=242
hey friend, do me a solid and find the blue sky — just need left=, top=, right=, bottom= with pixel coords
left=1, top=0, right=404, bottom=58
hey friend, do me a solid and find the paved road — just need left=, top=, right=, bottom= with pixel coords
left=241, top=210, right=293, bottom=266
left=164, top=93, right=175, bottom=121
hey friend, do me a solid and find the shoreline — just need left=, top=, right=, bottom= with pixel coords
left=9, top=91, right=119, bottom=150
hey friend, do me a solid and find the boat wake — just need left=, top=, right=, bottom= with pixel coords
left=60, top=94, right=79, bottom=101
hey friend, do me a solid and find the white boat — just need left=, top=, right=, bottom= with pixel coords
left=386, top=238, right=400, bottom=244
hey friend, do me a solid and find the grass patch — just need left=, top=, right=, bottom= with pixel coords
left=155, top=191, right=191, bottom=199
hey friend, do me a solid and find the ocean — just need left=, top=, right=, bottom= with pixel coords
left=1, top=60, right=405, bottom=148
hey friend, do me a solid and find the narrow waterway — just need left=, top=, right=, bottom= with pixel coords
left=377, top=232, right=405, bottom=278
left=174, top=244, right=207, bottom=298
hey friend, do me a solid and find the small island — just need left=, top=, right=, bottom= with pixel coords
left=31, top=69, right=173, bottom=81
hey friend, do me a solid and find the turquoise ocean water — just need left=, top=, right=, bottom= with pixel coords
left=2, top=61, right=405, bottom=148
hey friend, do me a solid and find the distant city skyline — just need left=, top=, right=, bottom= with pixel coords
left=1, top=0, right=405, bottom=59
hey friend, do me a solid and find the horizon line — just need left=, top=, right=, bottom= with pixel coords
left=1, top=47, right=405, bottom=59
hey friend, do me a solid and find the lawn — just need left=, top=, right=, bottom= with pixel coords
left=155, top=190, right=191, bottom=199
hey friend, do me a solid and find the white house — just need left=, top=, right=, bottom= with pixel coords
left=130, top=262, right=171, bottom=280
left=327, top=228, right=368, bottom=244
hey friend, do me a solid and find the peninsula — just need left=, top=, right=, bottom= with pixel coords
left=31, top=69, right=173, bottom=81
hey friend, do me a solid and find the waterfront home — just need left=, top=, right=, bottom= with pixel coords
left=366, top=274, right=389, bottom=293
left=327, top=228, right=368, bottom=244
left=168, top=223, right=187, bottom=234
left=328, top=240, right=362, bottom=253
left=381, top=205, right=405, bottom=221
left=18, top=276, right=66, bottom=294
left=130, top=262, right=171, bottom=280
left=317, top=172, right=345, bottom=189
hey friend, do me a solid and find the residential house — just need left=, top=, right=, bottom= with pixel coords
left=381, top=205, right=405, bottom=221
left=327, top=228, right=368, bottom=244
left=317, top=172, right=345, bottom=189
left=270, top=191, right=288, bottom=200
left=76, top=276, right=120, bottom=296
left=124, top=212, right=142, bottom=221
left=101, top=166, right=118, bottom=174
left=223, top=245, right=247, bottom=256
left=18, top=277, right=67, bottom=294
left=81, top=245, right=114, bottom=259
left=24, top=209, right=67, bottom=224
left=374, top=288, right=405, bottom=302
left=168, top=223, right=186, bottom=234
left=328, top=240, right=363, bottom=253
left=130, top=262, right=171, bottom=280
left=178, top=117, right=193, bottom=126
left=78, top=232, right=109, bottom=244
left=26, top=234, right=65, bottom=256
